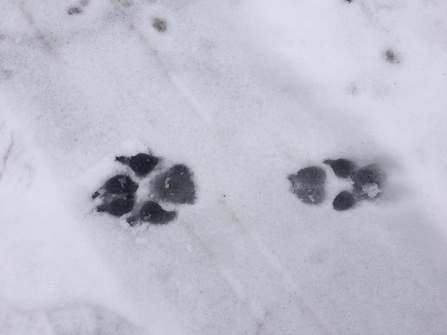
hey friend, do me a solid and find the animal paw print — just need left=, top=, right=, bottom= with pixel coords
left=288, top=158, right=385, bottom=211
left=92, top=152, right=196, bottom=225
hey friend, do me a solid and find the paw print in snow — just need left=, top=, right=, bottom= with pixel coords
left=153, top=164, right=196, bottom=204
left=289, top=158, right=385, bottom=211
left=92, top=175, right=138, bottom=216
left=92, top=152, right=196, bottom=225
left=127, top=201, right=177, bottom=226
left=350, top=164, right=384, bottom=200
left=115, top=153, right=159, bottom=177
left=323, top=158, right=357, bottom=179
left=332, top=190, right=356, bottom=211
left=288, top=166, right=326, bottom=205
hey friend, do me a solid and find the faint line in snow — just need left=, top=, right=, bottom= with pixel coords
left=218, top=198, right=333, bottom=335
left=181, top=213, right=332, bottom=334
left=19, top=2, right=60, bottom=59
left=0, top=133, right=14, bottom=182
left=127, top=22, right=211, bottom=123
left=110, top=0, right=211, bottom=122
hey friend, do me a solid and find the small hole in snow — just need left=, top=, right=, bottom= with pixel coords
left=152, top=18, right=167, bottom=32
left=67, top=6, right=82, bottom=15
left=384, top=49, right=400, bottom=64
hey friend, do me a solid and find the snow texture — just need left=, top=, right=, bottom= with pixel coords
left=1, top=0, right=447, bottom=334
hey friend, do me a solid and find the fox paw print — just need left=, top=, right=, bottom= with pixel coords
left=289, top=158, right=385, bottom=211
left=92, top=152, right=196, bottom=225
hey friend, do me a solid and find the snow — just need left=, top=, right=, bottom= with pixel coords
left=362, top=183, right=381, bottom=198
left=1, top=0, right=447, bottom=334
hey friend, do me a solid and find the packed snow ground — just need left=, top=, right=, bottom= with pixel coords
left=1, top=0, right=447, bottom=334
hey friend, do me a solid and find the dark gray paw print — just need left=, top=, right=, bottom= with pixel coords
left=92, top=175, right=138, bottom=217
left=92, top=152, right=196, bottom=225
left=153, top=164, right=196, bottom=205
left=289, top=158, right=385, bottom=211
left=288, top=167, right=326, bottom=205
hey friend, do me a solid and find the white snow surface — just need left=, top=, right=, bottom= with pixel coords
left=1, top=0, right=447, bottom=334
